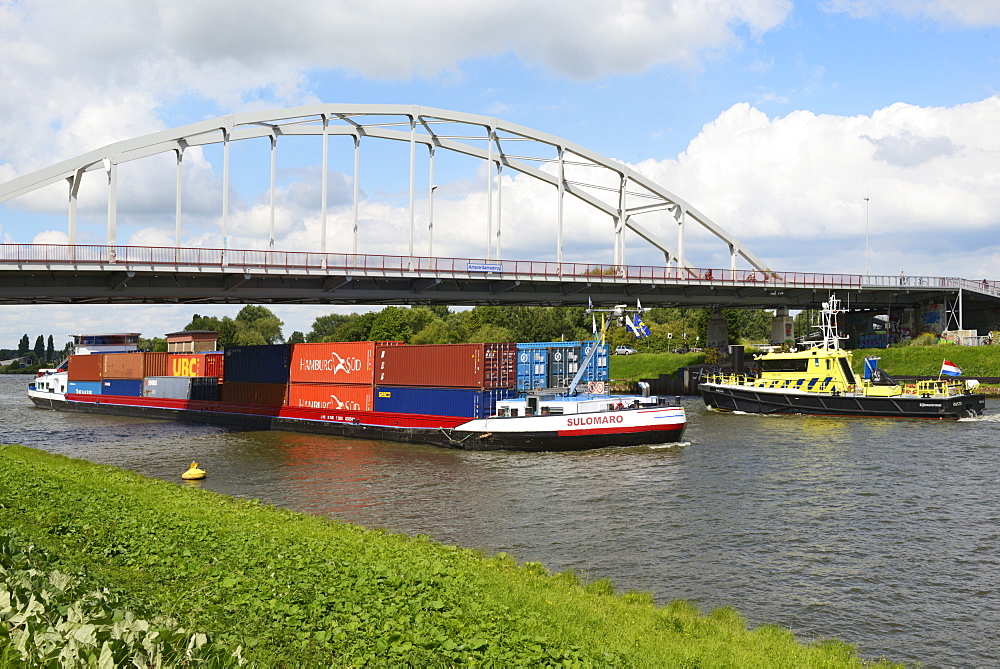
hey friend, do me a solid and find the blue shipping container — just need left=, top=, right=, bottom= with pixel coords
left=515, top=347, right=548, bottom=391
left=578, top=341, right=609, bottom=384
left=67, top=380, right=102, bottom=395
left=374, top=386, right=516, bottom=419
left=223, top=344, right=291, bottom=384
left=515, top=341, right=608, bottom=390
left=101, top=379, right=143, bottom=397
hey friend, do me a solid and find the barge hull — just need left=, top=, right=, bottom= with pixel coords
left=30, top=393, right=683, bottom=452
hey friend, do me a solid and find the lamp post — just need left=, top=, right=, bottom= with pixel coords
left=864, top=197, right=870, bottom=276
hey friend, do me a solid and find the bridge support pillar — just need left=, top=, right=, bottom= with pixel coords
left=770, top=307, right=794, bottom=344
left=706, top=309, right=728, bottom=349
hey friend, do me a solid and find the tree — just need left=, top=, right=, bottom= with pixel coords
left=33, top=335, right=45, bottom=360
left=306, top=314, right=352, bottom=342
left=17, top=334, right=29, bottom=356
left=139, top=337, right=167, bottom=352
left=46, top=335, right=55, bottom=362
left=368, top=306, right=412, bottom=343
left=234, top=305, right=284, bottom=344
left=330, top=312, right=378, bottom=342
left=287, top=330, right=306, bottom=345
left=467, top=323, right=514, bottom=343
left=410, top=318, right=452, bottom=344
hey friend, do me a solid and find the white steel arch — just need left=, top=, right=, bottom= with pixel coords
left=0, top=104, right=768, bottom=272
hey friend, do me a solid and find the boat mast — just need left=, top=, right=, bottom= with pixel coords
left=819, top=295, right=847, bottom=350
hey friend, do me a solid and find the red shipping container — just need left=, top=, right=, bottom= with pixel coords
left=219, top=382, right=288, bottom=407
left=67, top=354, right=104, bottom=382
left=289, top=342, right=379, bottom=385
left=374, top=343, right=515, bottom=389
left=286, top=383, right=374, bottom=411
left=102, top=352, right=169, bottom=380
left=204, top=352, right=224, bottom=380
left=168, top=353, right=224, bottom=378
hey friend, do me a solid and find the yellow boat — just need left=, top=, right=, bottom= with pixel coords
left=699, top=295, right=986, bottom=419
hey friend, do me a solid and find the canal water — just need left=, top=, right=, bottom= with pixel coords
left=3, top=374, right=997, bottom=666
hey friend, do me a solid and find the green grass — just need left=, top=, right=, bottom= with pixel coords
left=0, top=444, right=898, bottom=667
left=609, top=352, right=704, bottom=381
left=609, top=345, right=1000, bottom=382
left=850, top=345, right=1000, bottom=377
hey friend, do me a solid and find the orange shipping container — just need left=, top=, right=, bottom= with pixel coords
left=67, top=354, right=104, bottom=382
left=290, top=341, right=402, bottom=385
left=286, top=383, right=374, bottom=411
left=218, top=381, right=288, bottom=407
left=102, top=352, right=169, bottom=380
left=168, top=353, right=224, bottom=378
left=375, top=343, right=516, bottom=389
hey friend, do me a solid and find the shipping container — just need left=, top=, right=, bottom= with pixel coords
left=67, top=354, right=104, bottom=382
left=579, top=341, right=610, bottom=385
left=286, top=383, right=374, bottom=411
left=218, top=381, right=287, bottom=406
left=67, top=380, right=102, bottom=395
left=289, top=342, right=380, bottom=385
left=375, top=343, right=515, bottom=389
left=223, top=345, right=291, bottom=384
left=374, top=386, right=517, bottom=419
left=168, top=352, right=224, bottom=378
left=515, top=348, right=547, bottom=391
left=515, top=341, right=608, bottom=390
left=101, top=352, right=170, bottom=380
left=101, top=379, right=143, bottom=397
left=144, top=376, right=219, bottom=401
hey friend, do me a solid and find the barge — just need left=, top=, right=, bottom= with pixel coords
left=29, top=335, right=685, bottom=452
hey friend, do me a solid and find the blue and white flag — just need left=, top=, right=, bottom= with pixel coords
left=627, top=314, right=651, bottom=339
left=940, top=359, right=962, bottom=377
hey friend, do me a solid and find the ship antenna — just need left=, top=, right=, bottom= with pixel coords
left=819, top=294, right=847, bottom=350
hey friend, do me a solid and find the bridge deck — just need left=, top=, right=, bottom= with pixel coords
left=1, top=243, right=997, bottom=310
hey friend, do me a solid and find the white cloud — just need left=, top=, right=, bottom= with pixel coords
left=631, top=96, right=1000, bottom=274
left=823, top=0, right=1000, bottom=26
left=0, top=0, right=792, bottom=171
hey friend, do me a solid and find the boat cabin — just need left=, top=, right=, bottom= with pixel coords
left=71, top=333, right=140, bottom=355
left=493, top=394, right=667, bottom=417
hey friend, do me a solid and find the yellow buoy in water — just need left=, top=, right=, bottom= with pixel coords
left=182, top=462, right=206, bottom=480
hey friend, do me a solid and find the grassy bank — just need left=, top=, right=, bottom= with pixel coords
left=0, top=444, right=897, bottom=667
left=609, top=346, right=1000, bottom=382
left=609, top=352, right=704, bottom=381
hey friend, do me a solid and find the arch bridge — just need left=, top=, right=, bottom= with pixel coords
left=0, top=104, right=765, bottom=272
left=0, top=105, right=998, bottom=330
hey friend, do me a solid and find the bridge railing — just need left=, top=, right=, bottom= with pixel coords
left=0, top=242, right=952, bottom=291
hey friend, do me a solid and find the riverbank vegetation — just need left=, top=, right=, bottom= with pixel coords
left=0, top=444, right=897, bottom=667
left=608, top=345, right=1000, bottom=382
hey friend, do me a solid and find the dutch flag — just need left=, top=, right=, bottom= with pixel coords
left=940, top=359, right=962, bottom=377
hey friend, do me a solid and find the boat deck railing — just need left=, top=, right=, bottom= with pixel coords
left=702, top=373, right=968, bottom=398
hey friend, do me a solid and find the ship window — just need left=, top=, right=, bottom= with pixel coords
left=838, top=357, right=858, bottom=385
left=759, top=359, right=808, bottom=373
left=546, top=407, right=564, bottom=415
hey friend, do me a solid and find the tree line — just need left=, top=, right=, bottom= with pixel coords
left=0, top=335, right=72, bottom=372
left=157, top=304, right=776, bottom=352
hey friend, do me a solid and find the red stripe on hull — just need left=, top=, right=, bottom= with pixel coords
left=557, top=424, right=685, bottom=437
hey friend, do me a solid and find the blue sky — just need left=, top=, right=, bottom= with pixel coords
left=1, top=0, right=999, bottom=346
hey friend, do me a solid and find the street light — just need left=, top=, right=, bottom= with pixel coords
left=864, top=197, right=870, bottom=276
